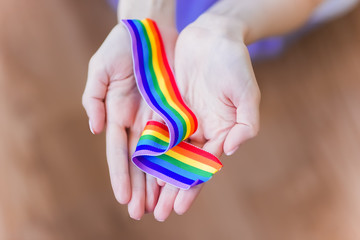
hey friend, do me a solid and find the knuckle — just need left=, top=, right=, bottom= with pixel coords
left=81, top=94, right=88, bottom=108
left=88, top=55, right=106, bottom=75
left=88, top=55, right=98, bottom=68
left=256, top=89, right=261, bottom=102
left=249, top=123, right=260, bottom=138
left=249, top=85, right=261, bottom=104
left=81, top=93, right=92, bottom=111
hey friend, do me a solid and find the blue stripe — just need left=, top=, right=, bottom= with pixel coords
left=135, top=144, right=164, bottom=153
left=137, top=139, right=167, bottom=151
left=128, top=20, right=180, bottom=145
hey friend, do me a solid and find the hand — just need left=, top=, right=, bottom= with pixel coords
left=152, top=25, right=260, bottom=221
left=82, top=23, right=177, bottom=220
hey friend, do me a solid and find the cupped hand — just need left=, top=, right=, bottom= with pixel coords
left=82, top=23, right=177, bottom=220
left=153, top=25, right=261, bottom=221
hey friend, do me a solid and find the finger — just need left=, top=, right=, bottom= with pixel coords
left=173, top=184, right=203, bottom=215
left=128, top=164, right=146, bottom=220
left=145, top=174, right=160, bottom=213
left=82, top=57, right=108, bottom=134
left=157, top=178, right=166, bottom=187
left=174, top=138, right=223, bottom=215
left=106, top=123, right=131, bottom=204
left=127, top=130, right=146, bottom=220
left=223, top=97, right=260, bottom=155
left=153, top=184, right=179, bottom=222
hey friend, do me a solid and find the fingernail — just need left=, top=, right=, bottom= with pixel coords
left=226, top=146, right=239, bottom=156
left=154, top=215, right=165, bottom=222
left=89, top=120, right=95, bottom=134
left=129, top=215, right=141, bottom=221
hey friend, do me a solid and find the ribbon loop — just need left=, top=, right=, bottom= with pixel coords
left=122, top=19, right=222, bottom=189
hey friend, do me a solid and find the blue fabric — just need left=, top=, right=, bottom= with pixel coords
left=108, top=0, right=351, bottom=60
left=175, top=0, right=218, bottom=32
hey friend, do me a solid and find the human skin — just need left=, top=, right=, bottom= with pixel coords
left=82, top=0, right=323, bottom=221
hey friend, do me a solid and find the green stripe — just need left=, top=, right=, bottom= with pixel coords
left=139, top=134, right=168, bottom=146
left=137, top=20, right=188, bottom=143
left=158, top=154, right=213, bottom=178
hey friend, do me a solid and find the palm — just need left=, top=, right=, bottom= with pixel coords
left=175, top=26, right=260, bottom=150
left=97, top=25, right=148, bottom=130
left=105, top=57, right=151, bottom=142
left=83, top=23, right=179, bottom=219
left=104, top=24, right=178, bottom=134
left=178, top=77, right=236, bottom=147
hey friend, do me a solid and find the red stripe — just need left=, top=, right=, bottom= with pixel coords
left=146, top=121, right=169, bottom=132
left=178, top=141, right=223, bottom=165
left=172, top=143, right=222, bottom=169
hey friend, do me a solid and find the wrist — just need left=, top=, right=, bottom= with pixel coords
left=190, top=12, right=249, bottom=44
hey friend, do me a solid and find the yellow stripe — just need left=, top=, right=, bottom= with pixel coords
left=142, top=129, right=169, bottom=143
left=142, top=19, right=192, bottom=139
left=166, top=148, right=218, bottom=173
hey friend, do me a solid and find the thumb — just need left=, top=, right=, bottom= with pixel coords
left=82, top=57, right=108, bottom=134
left=223, top=94, right=260, bottom=156
left=173, top=137, right=224, bottom=215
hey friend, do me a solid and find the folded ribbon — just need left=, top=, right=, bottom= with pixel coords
left=122, top=18, right=222, bottom=189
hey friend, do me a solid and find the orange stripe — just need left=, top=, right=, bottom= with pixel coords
left=144, top=124, right=169, bottom=138
left=173, top=142, right=223, bottom=169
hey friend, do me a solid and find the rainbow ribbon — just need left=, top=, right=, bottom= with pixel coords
left=122, top=19, right=222, bottom=189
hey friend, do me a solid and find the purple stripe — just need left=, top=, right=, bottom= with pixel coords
left=122, top=20, right=178, bottom=149
left=122, top=21, right=153, bottom=108
left=133, top=157, right=191, bottom=189
left=135, top=156, right=195, bottom=185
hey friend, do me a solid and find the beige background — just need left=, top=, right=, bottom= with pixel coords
left=0, top=0, right=360, bottom=239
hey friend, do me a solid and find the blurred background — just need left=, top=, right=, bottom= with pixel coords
left=1, top=0, right=360, bottom=239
